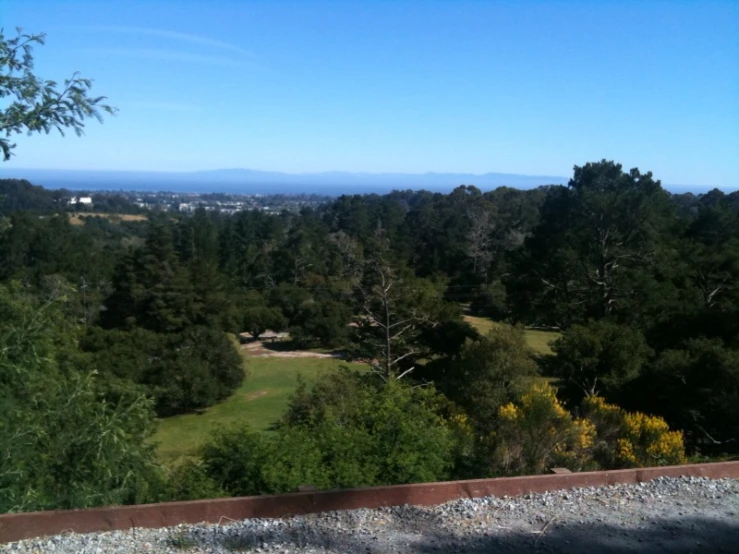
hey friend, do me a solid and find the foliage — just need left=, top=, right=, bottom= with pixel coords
left=0, top=178, right=58, bottom=214
left=281, top=368, right=366, bottom=427
left=469, top=279, right=509, bottom=320
left=492, top=384, right=596, bottom=475
left=1, top=157, right=739, bottom=504
left=632, top=338, right=739, bottom=449
left=268, top=282, right=312, bottom=325
left=582, top=396, right=686, bottom=468
left=201, top=375, right=459, bottom=496
left=289, top=298, right=353, bottom=348
left=1, top=28, right=115, bottom=161
left=509, top=160, right=675, bottom=327
left=442, top=325, right=539, bottom=434
left=82, top=325, right=246, bottom=417
left=287, top=373, right=461, bottom=486
left=242, top=306, right=287, bottom=339
left=200, top=426, right=273, bottom=496
left=545, top=320, right=652, bottom=404
left=0, top=287, right=163, bottom=513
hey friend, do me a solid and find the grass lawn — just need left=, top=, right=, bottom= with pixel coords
left=463, top=315, right=560, bottom=356
left=154, top=356, right=362, bottom=463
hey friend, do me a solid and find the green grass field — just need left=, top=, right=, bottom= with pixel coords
left=154, top=356, right=361, bottom=462
left=155, top=316, right=558, bottom=462
left=463, top=315, right=560, bottom=356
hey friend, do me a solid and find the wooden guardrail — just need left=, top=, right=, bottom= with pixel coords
left=2, top=461, right=738, bottom=544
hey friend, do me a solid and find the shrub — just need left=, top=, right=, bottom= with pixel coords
left=583, top=396, right=686, bottom=468
left=198, top=375, right=462, bottom=495
left=0, top=288, right=164, bottom=512
left=492, top=383, right=595, bottom=475
left=165, top=460, right=227, bottom=501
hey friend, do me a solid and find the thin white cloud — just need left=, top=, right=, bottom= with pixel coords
left=83, top=47, right=247, bottom=67
left=86, top=26, right=255, bottom=58
left=124, top=101, right=205, bottom=112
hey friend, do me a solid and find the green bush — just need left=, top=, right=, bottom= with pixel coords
left=165, top=460, right=227, bottom=501
left=198, top=375, right=460, bottom=496
left=82, top=325, right=246, bottom=416
left=0, top=288, right=164, bottom=513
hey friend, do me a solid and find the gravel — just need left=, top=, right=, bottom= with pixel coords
left=2, top=476, right=738, bottom=553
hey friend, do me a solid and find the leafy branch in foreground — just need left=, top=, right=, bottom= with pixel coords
left=0, top=28, right=116, bottom=161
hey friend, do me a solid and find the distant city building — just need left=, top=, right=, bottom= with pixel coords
left=69, top=196, right=93, bottom=205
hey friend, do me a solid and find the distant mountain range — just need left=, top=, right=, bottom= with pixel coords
left=0, top=168, right=569, bottom=195
left=0, top=167, right=729, bottom=195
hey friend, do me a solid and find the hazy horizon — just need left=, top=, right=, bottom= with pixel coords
left=2, top=166, right=733, bottom=196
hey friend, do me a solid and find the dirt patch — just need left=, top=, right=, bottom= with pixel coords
left=243, top=390, right=268, bottom=401
left=69, top=213, right=148, bottom=226
left=239, top=336, right=344, bottom=359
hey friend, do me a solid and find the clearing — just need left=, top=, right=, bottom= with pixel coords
left=463, top=315, right=560, bottom=355
left=154, top=356, right=361, bottom=462
left=155, top=317, right=558, bottom=462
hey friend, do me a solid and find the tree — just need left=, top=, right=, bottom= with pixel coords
left=546, top=320, right=652, bottom=404
left=289, top=298, right=352, bottom=348
left=351, top=248, right=458, bottom=381
left=102, top=220, right=198, bottom=333
left=82, top=326, right=245, bottom=417
left=465, top=206, right=496, bottom=280
left=442, top=325, right=539, bottom=434
left=242, top=306, right=287, bottom=340
left=1, top=29, right=115, bottom=161
left=633, top=338, right=739, bottom=450
left=509, top=161, right=674, bottom=327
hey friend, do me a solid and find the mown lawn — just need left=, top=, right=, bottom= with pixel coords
left=154, top=356, right=362, bottom=463
left=156, top=318, right=558, bottom=462
left=463, top=315, right=560, bottom=356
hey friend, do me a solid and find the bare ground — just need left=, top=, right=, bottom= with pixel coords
left=239, top=335, right=344, bottom=359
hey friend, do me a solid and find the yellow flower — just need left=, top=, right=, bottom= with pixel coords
left=498, top=403, right=520, bottom=421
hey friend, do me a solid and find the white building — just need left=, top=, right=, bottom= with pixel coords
left=69, top=196, right=93, bottom=205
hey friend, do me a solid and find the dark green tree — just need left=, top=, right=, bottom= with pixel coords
left=631, top=338, right=739, bottom=450
left=102, top=220, right=198, bottom=333
left=509, top=161, right=674, bottom=327
left=242, top=306, right=287, bottom=340
left=289, top=298, right=352, bottom=349
left=545, top=320, right=652, bottom=404
left=82, top=326, right=245, bottom=417
left=442, top=325, right=539, bottom=434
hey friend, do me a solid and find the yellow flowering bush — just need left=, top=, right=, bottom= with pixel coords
left=583, top=396, right=686, bottom=468
left=493, top=384, right=596, bottom=475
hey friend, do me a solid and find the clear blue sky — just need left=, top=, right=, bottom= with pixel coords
left=2, top=0, right=738, bottom=187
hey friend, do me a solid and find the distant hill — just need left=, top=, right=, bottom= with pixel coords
left=1, top=167, right=733, bottom=195
left=0, top=168, right=569, bottom=195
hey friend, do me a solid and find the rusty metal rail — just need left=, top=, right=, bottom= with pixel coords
left=1, top=461, right=738, bottom=544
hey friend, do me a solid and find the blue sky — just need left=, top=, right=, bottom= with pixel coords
left=1, top=0, right=738, bottom=187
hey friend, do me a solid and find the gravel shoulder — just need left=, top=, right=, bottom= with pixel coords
left=2, top=476, right=738, bottom=553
